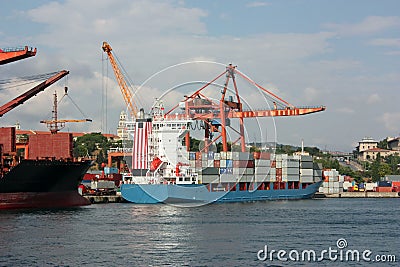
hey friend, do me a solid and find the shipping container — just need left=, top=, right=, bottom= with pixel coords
left=189, top=152, right=196, bottom=160
left=300, top=176, right=314, bottom=183
left=377, top=181, right=392, bottom=187
left=375, top=187, right=392, bottom=192
left=220, top=174, right=237, bottom=183
left=300, top=169, right=313, bottom=176
left=300, top=161, right=314, bottom=169
left=282, top=168, right=300, bottom=175
left=0, top=127, right=16, bottom=153
left=28, top=133, right=73, bottom=159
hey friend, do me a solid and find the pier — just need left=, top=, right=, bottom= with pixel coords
left=84, top=195, right=124, bottom=204
left=315, top=192, right=400, bottom=198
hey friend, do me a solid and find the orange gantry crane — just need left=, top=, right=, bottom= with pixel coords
left=102, top=41, right=139, bottom=119
left=0, top=46, right=37, bottom=65
left=164, top=64, right=326, bottom=152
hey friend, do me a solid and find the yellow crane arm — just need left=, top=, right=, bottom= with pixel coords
left=102, top=42, right=138, bottom=118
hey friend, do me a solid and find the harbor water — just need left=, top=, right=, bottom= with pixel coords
left=0, top=198, right=399, bottom=266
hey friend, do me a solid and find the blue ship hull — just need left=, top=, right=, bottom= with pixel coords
left=121, top=181, right=322, bottom=204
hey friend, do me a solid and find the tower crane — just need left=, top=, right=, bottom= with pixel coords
left=102, top=41, right=139, bottom=119
left=164, top=64, right=326, bottom=153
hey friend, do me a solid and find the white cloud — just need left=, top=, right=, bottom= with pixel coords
left=381, top=112, right=400, bottom=132
left=323, top=16, right=400, bottom=36
left=246, top=2, right=271, bottom=8
left=303, top=87, right=320, bottom=104
left=367, top=93, right=381, bottom=104
left=369, top=38, right=400, bottom=47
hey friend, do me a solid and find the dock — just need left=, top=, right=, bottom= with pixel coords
left=84, top=195, right=125, bottom=204
left=315, top=192, right=400, bottom=198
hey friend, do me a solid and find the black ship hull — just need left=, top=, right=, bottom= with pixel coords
left=0, top=159, right=92, bottom=209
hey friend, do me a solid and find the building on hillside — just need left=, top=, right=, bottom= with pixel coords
left=117, top=111, right=128, bottom=140
left=358, top=147, right=394, bottom=161
left=387, top=137, right=400, bottom=151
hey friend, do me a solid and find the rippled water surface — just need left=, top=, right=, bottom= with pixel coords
left=0, top=198, right=399, bottom=266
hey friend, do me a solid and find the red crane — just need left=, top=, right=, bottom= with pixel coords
left=0, top=46, right=37, bottom=65
left=164, top=64, right=326, bottom=153
left=0, top=70, right=70, bottom=117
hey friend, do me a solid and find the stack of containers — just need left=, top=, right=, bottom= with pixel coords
left=282, top=154, right=300, bottom=182
left=300, top=155, right=313, bottom=183
left=318, top=169, right=344, bottom=194
left=254, top=152, right=272, bottom=182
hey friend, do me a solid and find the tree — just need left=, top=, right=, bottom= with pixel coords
left=377, top=138, right=388, bottom=149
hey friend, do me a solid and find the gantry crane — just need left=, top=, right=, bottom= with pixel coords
left=164, top=64, right=326, bottom=152
left=0, top=46, right=37, bottom=65
left=102, top=41, right=139, bottom=119
left=40, top=87, right=92, bottom=134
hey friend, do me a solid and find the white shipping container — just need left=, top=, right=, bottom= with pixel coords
left=323, top=182, right=329, bottom=187
left=365, top=182, right=377, bottom=191
left=318, top=187, right=324, bottom=193
left=190, top=161, right=196, bottom=168
left=208, top=160, right=214, bottom=167
left=288, top=175, right=300, bottom=182
left=276, top=161, right=282, bottom=168
left=300, top=176, right=314, bottom=183
left=254, top=166, right=269, bottom=174
left=214, top=153, right=221, bottom=160
left=282, top=168, right=299, bottom=175
left=245, top=168, right=254, bottom=175
left=233, top=168, right=246, bottom=175
left=226, top=151, right=233, bottom=159
left=255, top=174, right=267, bottom=182
left=220, top=160, right=226, bottom=168
left=343, top=181, right=352, bottom=190
left=282, top=160, right=299, bottom=168
left=255, top=159, right=270, bottom=167
left=220, top=174, right=237, bottom=183
left=301, top=169, right=314, bottom=176
left=333, top=182, right=340, bottom=188
left=323, top=187, right=329, bottom=194
left=339, top=175, right=344, bottom=182
left=220, top=152, right=227, bottom=160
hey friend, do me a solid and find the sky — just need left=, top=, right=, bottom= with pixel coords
left=0, top=0, right=399, bottom=152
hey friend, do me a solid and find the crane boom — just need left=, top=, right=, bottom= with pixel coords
left=0, top=46, right=37, bottom=65
left=0, top=70, right=69, bottom=117
left=102, top=41, right=138, bottom=118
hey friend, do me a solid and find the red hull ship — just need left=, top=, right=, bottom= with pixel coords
left=0, top=46, right=91, bottom=209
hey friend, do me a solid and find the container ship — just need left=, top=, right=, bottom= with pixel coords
left=102, top=43, right=325, bottom=205
left=0, top=46, right=92, bottom=209
left=104, top=59, right=326, bottom=205
left=121, top=100, right=323, bottom=205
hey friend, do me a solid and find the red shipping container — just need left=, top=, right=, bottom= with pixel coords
left=253, top=152, right=260, bottom=159
left=276, top=168, right=282, bottom=175
left=0, top=127, right=16, bottom=153
left=260, top=152, right=271, bottom=160
left=28, top=133, right=73, bottom=159
left=214, top=160, right=220, bottom=167
left=392, top=181, right=400, bottom=187
left=375, top=187, right=392, bottom=192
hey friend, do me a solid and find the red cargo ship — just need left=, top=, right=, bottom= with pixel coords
left=0, top=46, right=92, bottom=209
